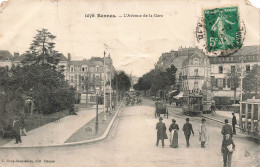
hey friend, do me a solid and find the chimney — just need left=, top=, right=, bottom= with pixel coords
left=14, top=52, right=19, bottom=59
left=68, top=53, right=71, bottom=61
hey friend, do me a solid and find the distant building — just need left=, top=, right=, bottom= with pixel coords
left=0, top=50, right=13, bottom=69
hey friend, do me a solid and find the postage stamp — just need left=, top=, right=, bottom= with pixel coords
left=203, top=6, right=242, bottom=52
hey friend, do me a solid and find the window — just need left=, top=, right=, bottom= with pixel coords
left=70, top=66, right=74, bottom=72
left=211, top=76, right=215, bottom=87
left=82, top=67, right=85, bottom=72
left=223, top=78, right=226, bottom=88
left=70, top=76, right=74, bottom=82
left=194, top=69, right=198, bottom=76
left=193, top=58, right=199, bottom=65
left=227, top=78, right=231, bottom=88
left=219, top=65, right=223, bottom=73
left=246, top=65, right=250, bottom=72
left=231, top=66, right=236, bottom=73
left=217, top=78, right=224, bottom=89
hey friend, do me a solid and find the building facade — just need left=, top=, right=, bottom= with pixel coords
left=209, top=45, right=260, bottom=101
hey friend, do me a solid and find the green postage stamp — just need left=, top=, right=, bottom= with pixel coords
left=203, top=6, right=242, bottom=52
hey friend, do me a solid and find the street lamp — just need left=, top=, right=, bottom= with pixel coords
left=240, top=55, right=246, bottom=102
left=95, top=92, right=99, bottom=134
left=103, top=51, right=106, bottom=121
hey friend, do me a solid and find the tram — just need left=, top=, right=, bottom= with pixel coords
left=182, top=89, right=212, bottom=116
left=239, top=97, right=260, bottom=140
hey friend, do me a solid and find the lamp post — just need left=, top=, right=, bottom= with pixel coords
left=109, top=63, right=112, bottom=114
left=240, top=55, right=245, bottom=102
left=103, top=51, right=106, bottom=121
left=95, top=92, right=99, bottom=134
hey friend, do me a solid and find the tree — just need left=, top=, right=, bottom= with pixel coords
left=243, top=65, right=260, bottom=99
left=133, top=64, right=177, bottom=97
left=227, top=65, right=241, bottom=104
left=22, top=28, right=61, bottom=67
left=111, top=71, right=131, bottom=100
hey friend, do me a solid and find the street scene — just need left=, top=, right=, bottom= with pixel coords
left=0, top=0, right=260, bottom=167
left=0, top=99, right=259, bottom=167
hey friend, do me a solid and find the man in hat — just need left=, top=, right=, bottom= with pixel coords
left=232, top=113, right=237, bottom=135
left=221, top=119, right=233, bottom=138
left=13, top=116, right=22, bottom=144
left=182, top=118, right=194, bottom=147
left=199, top=118, right=207, bottom=148
left=156, top=117, right=167, bottom=148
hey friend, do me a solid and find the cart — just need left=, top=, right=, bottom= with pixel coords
left=155, top=101, right=168, bottom=118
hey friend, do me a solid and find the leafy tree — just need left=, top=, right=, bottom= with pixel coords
left=243, top=65, right=260, bottom=98
left=22, top=28, right=61, bottom=67
left=133, top=65, right=177, bottom=97
left=227, top=65, right=241, bottom=104
left=111, top=71, right=131, bottom=100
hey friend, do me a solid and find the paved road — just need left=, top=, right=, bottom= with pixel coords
left=0, top=99, right=259, bottom=167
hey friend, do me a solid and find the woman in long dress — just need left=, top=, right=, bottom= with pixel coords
left=199, top=118, right=208, bottom=148
left=169, top=119, right=179, bottom=148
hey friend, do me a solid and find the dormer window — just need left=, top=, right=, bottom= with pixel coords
left=193, top=58, right=199, bottom=65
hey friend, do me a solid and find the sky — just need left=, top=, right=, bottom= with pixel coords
left=0, top=0, right=259, bottom=77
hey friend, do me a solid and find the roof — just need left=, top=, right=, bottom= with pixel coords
left=13, top=53, right=28, bottom=61
left=182, top=51, right=208, bottom=67
left=209, top=45, right=260, bottom=64
left=69, top=60, right=104, bottom=67
left=13, top=53, right=68, bottom=62
left=0, top=50, right=13, bottom=61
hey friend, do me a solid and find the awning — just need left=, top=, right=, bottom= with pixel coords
left=173, top=92, right=184, bottom=99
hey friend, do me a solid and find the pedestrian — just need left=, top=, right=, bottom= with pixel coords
left=221, top=119, right=233, bottom=138
left=13, top=116, right=22, bottom=144
left=20, top=114, right=27, bottom=136
left=221, top=134, right=235, bottom=167
left=182, top=118, right=194, bottom=147
left=210, top=104, right=216, bottom=116
left=169, top=119, right=179, bottom=148
left=156, top=117, right=168, bottom=148
left=199, top=118, right=207, bottom=148
left=232, top=113, right=237, bottom=135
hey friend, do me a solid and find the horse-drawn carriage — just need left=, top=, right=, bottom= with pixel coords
left=155, top=101, right=168, bottom=118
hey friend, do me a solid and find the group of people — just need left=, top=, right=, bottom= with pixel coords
left=156, top=117, right=207, bottom=148
left=12, top=115, right=27, bottom=144
left=156, top=114, right=237, bottom=167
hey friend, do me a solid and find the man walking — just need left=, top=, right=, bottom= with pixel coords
left=232, top=113, right=237, bottom=135
left=221, top=134, right=235, bottom=167
left=221, top=119, right=233, bottom=138
left=182, top=118, right=194, bottom=147
left=156, top=117, right=167, bottom=148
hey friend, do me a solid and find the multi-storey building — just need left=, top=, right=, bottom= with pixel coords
left=67, top=56, right=114, bottom=104
left=209, top=45, right=260, bottom=101
left=154, top=45, right=260, bottom=102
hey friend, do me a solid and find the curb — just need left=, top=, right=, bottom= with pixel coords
left=0, top=101, right=124, bottom=149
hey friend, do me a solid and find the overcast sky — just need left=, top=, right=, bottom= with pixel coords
left=0, top=0, right=259, bottom=77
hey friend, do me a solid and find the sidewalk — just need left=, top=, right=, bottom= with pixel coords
left=3, top=108, right=102, bottom=147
